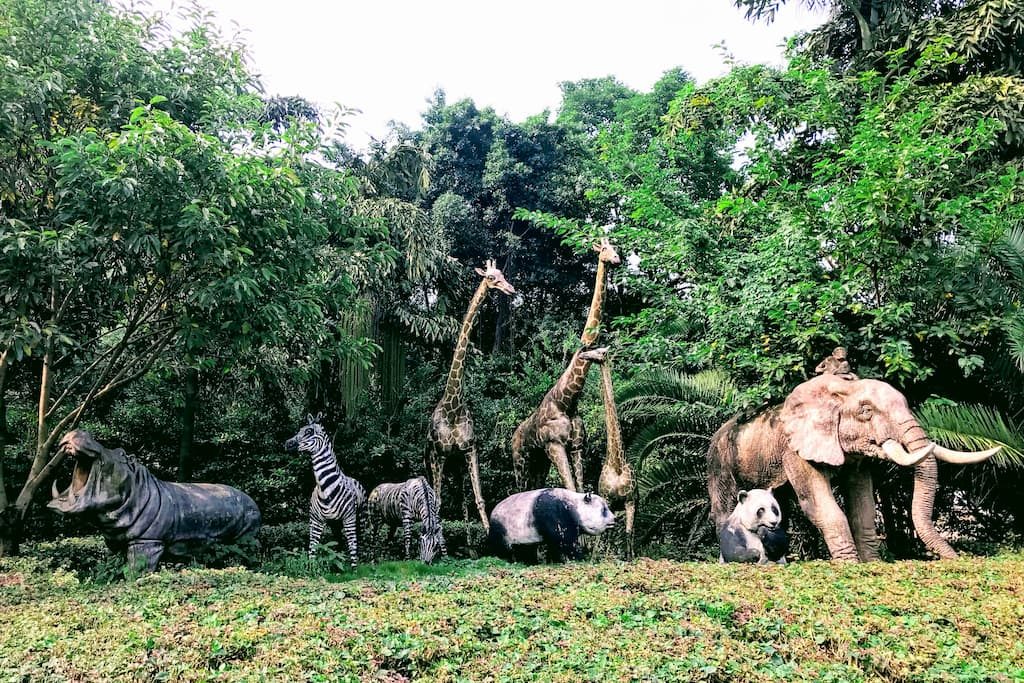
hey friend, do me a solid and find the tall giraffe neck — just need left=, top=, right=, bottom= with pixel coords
left=549, top=352, right=593, bottom=414
left=442, top=278, right=490, bottom=407
left=581, top=259, right=607, bottom=346
left=599, top=362, right=624, bottom=468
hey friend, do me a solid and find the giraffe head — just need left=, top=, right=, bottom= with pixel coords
left=284, top=413, right=328, bottom=454
left=474, top=259, right=516, bottom=295
left=579, top=346, right=609, bottom=364
left=592, top=238, right=621, bottom=266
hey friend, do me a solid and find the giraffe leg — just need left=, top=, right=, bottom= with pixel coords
left=511, top=426, right=528, bottom=490
left=547, top=442, right=576, bottom=492
left=570, top=416, right=586, bottom=491
left=464, top=446, right=490, bottom=531
left=625, top=499, right=636, bottom=561
left=428, top=445, right=444, bottom=503
left=527, top=448, right=551, bottom=490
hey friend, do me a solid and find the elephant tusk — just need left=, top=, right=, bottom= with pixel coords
left=932, top=443, right=1001, bottom=465
left=52, top=480, right=60, bottom=500
left=881, top=439, right=934, bottom=466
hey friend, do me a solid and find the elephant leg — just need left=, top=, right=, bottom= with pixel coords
left=783, top=455, right=859, bottom=561
left=547, top=442, right=577, bottom=492
left=844, top=465, right=881, bottom=561
left=464, top=446, right=490, bottom=531
left=570, top=416, right=585, bottom=492
left=707, top=435, right=739, bottom=534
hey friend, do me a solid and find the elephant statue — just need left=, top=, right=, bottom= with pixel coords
left=707, top=373, right=1000, bottom=561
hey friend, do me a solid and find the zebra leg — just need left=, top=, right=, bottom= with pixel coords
left=342, top=512, right=359, bottom=569
left=309, top=516, right=326, bottom=558
left=439, top=524, right=449, bottom=559
left=464, top=446, right=489, bottom=531
left=402, top=512, right=414, bottom=560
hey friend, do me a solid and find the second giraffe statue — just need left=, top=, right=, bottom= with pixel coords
left=428, top=259, right=515, bottom=530
left=511, top=238, right=620, bottom=491
left=597, top=359, right=636, bottom=559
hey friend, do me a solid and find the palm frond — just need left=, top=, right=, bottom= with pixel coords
left=993, top=223, right=1024, bottom=292
left=917, top=402, right=1024, bottom=468
left=1004, top=312, right=1024, bottom=374
left=636, top=455, right=711, bottom=548
left=617, top=368, right=738, bottom=407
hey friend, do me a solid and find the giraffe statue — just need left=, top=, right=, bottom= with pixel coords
left=510, top=238, right=621, bottom=492
left=596, top=358, right=636, bottom=559
left=512, top=346, right=608, bottom=491
left=428, top=259, right=515, bottom=530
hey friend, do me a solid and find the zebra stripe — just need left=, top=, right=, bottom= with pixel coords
left=368, top=476, right=447, bottom=563
left=284, top=416, right=366, bottom=567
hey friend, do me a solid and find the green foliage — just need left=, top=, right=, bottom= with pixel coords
left=3, top=553, right=1024, bottom=680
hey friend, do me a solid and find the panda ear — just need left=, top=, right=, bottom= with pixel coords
left=737, top=490, right=748, bottom=504
left=584, top=492, right=593, bottom=503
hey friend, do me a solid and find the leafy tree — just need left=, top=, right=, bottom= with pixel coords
left=0, top=1, right=380, bottom=554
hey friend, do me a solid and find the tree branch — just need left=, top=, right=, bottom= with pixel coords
left=46, top=320, right=175, bottom=417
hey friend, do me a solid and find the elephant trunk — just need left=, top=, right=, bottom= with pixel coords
left=911, top=455, right=958, bottom=559
left=901, top=422, right=930, bottom=454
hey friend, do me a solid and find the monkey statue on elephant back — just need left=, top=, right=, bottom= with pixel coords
left=814, top=347, right=857, bottom=380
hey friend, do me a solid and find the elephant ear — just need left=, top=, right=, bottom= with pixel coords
left=780, top=375, right=850, bottom=466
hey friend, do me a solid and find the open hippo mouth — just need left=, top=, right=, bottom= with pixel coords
left=47, top=431, right=100, bottom=514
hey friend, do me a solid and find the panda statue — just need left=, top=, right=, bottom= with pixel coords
left=488, top=488, right=616, bottom=563
left=719, top=488, right=788, bottom=564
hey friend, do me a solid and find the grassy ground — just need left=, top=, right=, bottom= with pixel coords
left=2, top=552, right=1023, bottom=682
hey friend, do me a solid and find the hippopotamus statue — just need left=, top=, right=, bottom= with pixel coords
left=47, top=430, right=261, bottom=572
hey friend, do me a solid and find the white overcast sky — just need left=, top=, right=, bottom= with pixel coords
left=143, top=1, right=826, bottom=150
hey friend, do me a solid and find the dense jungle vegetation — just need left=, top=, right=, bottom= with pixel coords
left=1, top=0, right=1023, bottom=566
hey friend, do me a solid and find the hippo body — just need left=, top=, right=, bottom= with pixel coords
left=48, top=430, right=261, bottom=571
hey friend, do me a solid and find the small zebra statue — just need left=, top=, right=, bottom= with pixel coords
left=284, top=413, right=367, bottom=567
left=368, top=476, right=447, bottom=564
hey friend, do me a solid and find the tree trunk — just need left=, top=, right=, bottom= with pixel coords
left=492, top=294, right=510, bottom=354
left=177, top=367, right=199, bottom=481
left=0, top=504, right=21, bottom=558
left=0, top=348, right=12, bottom=557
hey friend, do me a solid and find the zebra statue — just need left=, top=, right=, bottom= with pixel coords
left=284, top=413, right=366, bottom=567
left=367, top=476, right=447, bottom=564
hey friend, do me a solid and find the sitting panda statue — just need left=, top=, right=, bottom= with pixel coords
left=719, top=488, right=788, bottom=564
left=488, top=488, right=615, bottom=563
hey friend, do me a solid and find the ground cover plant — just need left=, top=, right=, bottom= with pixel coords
left=2, top=551, right=1023, bottom=681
